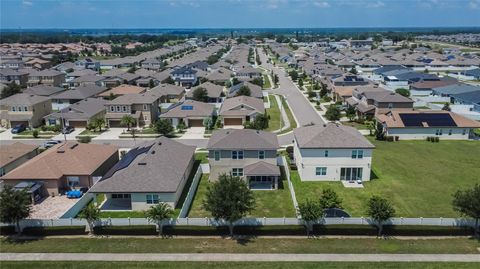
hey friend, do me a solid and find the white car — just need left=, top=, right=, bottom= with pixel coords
left=43, top=140, right=62, bottom=148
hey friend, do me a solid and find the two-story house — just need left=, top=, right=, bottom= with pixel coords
left=170, top=66, right=197, bottom=87
left=346, top=85, right=414, bottom=119
left=207, top=129, right=281, bottom=189
left=51, top=85, right=107, bottom=110
left=0, top=93, right=52, bottom=128
left=141, top=58, right=163, bottom=70
left=293, top=123, right=375, bottom=182
left=0, top=68, right=29, bottom=87
left=27, top=69, right=65, bottom=87
left=105, top=91, right=160, bottom=128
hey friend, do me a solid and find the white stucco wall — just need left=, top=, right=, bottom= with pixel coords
left=386, top=127, right=472, bottom=140
left=294, top=142, right=373, bottom=182
left=130, top=193, right=176, bottom=211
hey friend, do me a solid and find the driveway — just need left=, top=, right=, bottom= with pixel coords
left=0, top=129, right=13, bottom=140
left=51, top=128, right=85, bottom=141
left=92, top=128, right=125, bottom=140
left=178, top=127, right=205, bottom=139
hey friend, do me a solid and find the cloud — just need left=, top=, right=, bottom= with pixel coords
left=367, top=1, right=385, bottom=8
left=22, top=1, right=33, bottom=6
left=313, top=1, right=330, bottom=8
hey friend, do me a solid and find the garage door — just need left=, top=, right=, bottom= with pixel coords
left=10, top=121, right=29, bottom=127
left=109, top=120, right=122, bottom=128
left=224, top=118, right=243, bottom=125
left=189, top=119, right=204, bottom=127
left=68, top=121, right=87, bottom=128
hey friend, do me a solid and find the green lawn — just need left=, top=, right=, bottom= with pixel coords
left=188, top=169, right=296, bottom=218
left=278, top=96, right=297, bottom=134
left=2, top=262, right=478, bottom=269
left=99, top=211, right=146, bottom=218
left=1, top=237, right=478, bottom=254
left=79, top=129, right=106, bottom=136
left=341, top=121, right=368, bottom=130
left=263, top=74, right=272, bottom=89
left=292, top=139, right=480, bottom=217
left=266, top=95, right=281, bottom=132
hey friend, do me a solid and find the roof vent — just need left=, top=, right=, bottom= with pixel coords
left=57, top=149, right=65, bottom=153
left=158, top=142, right=162, bottom=146
left=151, top=150, right=156, bottom=154
left=138, top=162, right=147, bottom=165
left=70, top=143, right=79, bottom=149
left=323, top=124, right=327, bottom=127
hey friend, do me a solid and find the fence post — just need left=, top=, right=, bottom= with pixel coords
left=205, top=217, right=208, bottom=226
left=264, top=217, right=266, bottom=225
left=109, top=217, right=112, bottom=226
left=361, top=217, right=364, bottom=225
left=401, top=217, right=404, bottom=225
left=283, top=216, right=286, bottom=225
left=186, top=217, right=189, bottom=226
left=51, top=219, right=54, bottom=227
left=341, top=216, right=344, bottom=224
left=440, top=217, right=443, bottom=226
left=128, top=217, right=131, bottom=226
left=420, top=217, right=423, bottom=225
left=70, top=218, right=73, bottom=227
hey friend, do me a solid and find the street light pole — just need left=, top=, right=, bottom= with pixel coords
left=60, top=108, right=67, bottom=142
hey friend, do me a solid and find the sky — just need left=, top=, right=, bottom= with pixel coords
left=1, top=0, right=480, bottom=29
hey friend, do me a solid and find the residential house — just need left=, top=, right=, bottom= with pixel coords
left=71, top=74, right=106, bottom=88
left=206, top=67, right=233, bottom=84
left=97, top=84, right=146, bottom=99
left=105, top=91, right=161, bottom=128
left=409, top=78, right=458, bottom=96
left=376, top=110, right=480, bottom=140
left=293, top=123, right=375, bottom=182
left=1, top=142, right=118, bottom=196
left=170, top=66, right=197, bottom=87
left=27, top=69, right=65, bottom=87
left=0, top=143, right=39, bottom=177
left=74, top=58, right=100, bottom=71
left=23, top=85, right=65, bottom=98
left=219, top=95, right=265, bottom=126
left=51, top=85, right=107, bottom=110
left=159, top=99, right=215, bottom=127
left=44, top=98, right=107, bottom=128
left=0, top=68, right=29, bottom=87
left=150, top=84, right=185, bottom=103
left=141, top=58, right=163, bottom=70
left=24, top=58, right=51, bottom=70
left=228, top=81, right=263, bottom=99
left=89, top=137, right=195, bottom=210
left=0, top=59, right=25, bottom=70
left=187, top=82, right=224, bottom=103
left=235, top=66, right=262, bottom=81
left=0, top=93, right=51, bottom=128
left=207, top=129, right=281, bottom=189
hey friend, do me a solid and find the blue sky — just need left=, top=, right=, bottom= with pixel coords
left=1, top=0, right=480, bottom=29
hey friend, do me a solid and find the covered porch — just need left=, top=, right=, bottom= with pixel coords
left=244, top=161, right=281, bottom=190
left=96, top=193, right=133, bottom=211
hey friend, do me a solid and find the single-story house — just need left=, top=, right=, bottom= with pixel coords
left=219, top=95, right=265, bottom=126
left=159, top=100, right=215, bottom=127
left=150, top=84, right=186, bottom=103
left=187, top=82, right=224, bottom=103
left=0, top=142, right=39, bottom=177
left=228, top=81, right=263, bottom=99
left=44, top=98, right=107, bottom=128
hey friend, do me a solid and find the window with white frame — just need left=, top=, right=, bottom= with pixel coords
left=122, top=106, right=127, bottom=112
left=11, top=106, right=16, bottom=112
left=232, top=168, right=243, bottom=177
left=146, top=194, right=159, bottom=204
left=352, top=150, right=363, bottom=159
left=214, top=151, right=220, bottom=161
left=232, top=150, right=244, bottom=160
left=112, top=193, right=131, bottom=199
left=462, top=129, right=467, bottom=135
left=324, top=150, right=329, bottom=157
left=315, top=167, right=327, bottom=176
left=110, top=106, right=115, bottom=112
left=116, top=106, right=120, bottom=112
left=67, top=176, right=80, bottom=187
left=143, top=104, right=148, bottom=110
left=258, top=150, right=265, bottom=159
left=24, top=106, right=28, bottom=111
left=448, top=129, right=452, bottom=135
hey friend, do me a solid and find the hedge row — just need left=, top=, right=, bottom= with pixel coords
left=1, top=225, right=474, bottom=237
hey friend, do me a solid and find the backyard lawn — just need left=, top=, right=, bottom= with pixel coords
left=291, top=139, right=480, bottom=217
left=188, top=170, right=296, bottom=218
left=266, top=95, right=281, bottom=132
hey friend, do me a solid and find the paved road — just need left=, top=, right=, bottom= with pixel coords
left=258, top=49, right=324, bottom=126
left=2, top=253, right=479, bottom=262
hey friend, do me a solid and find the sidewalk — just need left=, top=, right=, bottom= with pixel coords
left=2, top=253, right=479, bottom=262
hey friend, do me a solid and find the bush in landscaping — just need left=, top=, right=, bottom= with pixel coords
left=325, top=105, right=341, bottom=121
left=23, top=226, right=87, bottom=236
left=32, top=129, right=39, bottom=138
left=78, top=136, right=91, bottom=143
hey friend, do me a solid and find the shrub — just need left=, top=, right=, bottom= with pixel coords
left=435, top=137, right=440, bottom=142
left=78, top=136, right=91, bottom=143
left=426, top=136, right=431, bottom=142
left=386, top=136, right=394, bottom=142
left=32, top=130, right=39, bottom=138
left=394, top=136, right=399, bottom=141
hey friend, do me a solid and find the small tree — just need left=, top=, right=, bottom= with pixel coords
left=120, top=115, right=136, bottom=131
left=366, top=195, right=395, bottom=237
left=365, top=120, right=375, bottom=136
left=319, top=188, right=343, bottom=210
left=452, top=184, right=480, bottom=238
left=202, top=174, right=255, bottom=236
left=298, top=199, right=323, bottom=236
left=145, top=202, right=174, bottom=236
left=32, top=129, right=39, bottom=138
left=442, top=103, right=451, bottom=111
left=155, top=119, right=174, bottom=136
left=346, top=106, right=356, bottom=122
left=289, top=70, right=298, bottom=81
left=192, top=87, right=208, bottom=102
left=320, top=84, right=328, bottom=98
left=177, top=120, right=186, bottom=133
left=0, top=186, right=31, bottom=234
left=236, top=85, right=251, bottom=97
left=91, top=117, right=105, bottom=132
left=349, top=66, right=358, bottom=74
left=203, top=117, right=214, bottom=130
left=245, top=114, right=269, bottom=130
left=0, top=82, right=22, bottom=99
left=325, top=105, right=341, bottom=121
left=298, top=78, right=304, bottom=88
left=251, top=77, right=263, bottom=87
left=79, top=203, right=100, bottom=235
left=395, top=88, right=410, bottom=97
left=274, top=74, right=279, bottom=85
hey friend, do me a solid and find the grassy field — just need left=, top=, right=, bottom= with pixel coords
left=263, top=74, right=272, bottom=89
left=266, top=95, right=281, bottom=132
left=188, top=170, right=295, bottom=218
left=292, top=139, right=480, bottom=217
left=1, top=237, right=478, bottom=254
left=2, top=262, right=479, bottom=269
left=279, top=95, right=297, bottom=133
left=341, top=121, right=368, bottom=130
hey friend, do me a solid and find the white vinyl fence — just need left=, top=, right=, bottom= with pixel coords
left=3, top=217, right=477, bottom=232
left=279, top=156, right=299, bottom=216
left=59, top=193, right=95, bottom=219
left=178, top=165, right=203, bottom=218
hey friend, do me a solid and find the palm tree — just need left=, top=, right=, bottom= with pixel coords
left=144, top=203, right=174, bottom=236
left=91, top=117, right=105, bottom=132
left=79, top=203, right=101, bottom=236
left=120, top=115, right=136, bottom=131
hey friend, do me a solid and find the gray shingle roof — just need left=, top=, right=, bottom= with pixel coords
left=188, top=82, right=224, bottom=98
left=208, top=129, right=279, bottom=150
left=89, top=137, right=195, bottom=193
left=294, top=123, right=375, bottom=149
left=52, top=85, right=107, bottom=100
left=219, top=95, right=264, bottom=117
left=160, top=100, right=215, bottom=118
left=0, top=93, right=49, bottom=105
left=23, top=85, right=65, bottom=97
left=244, top=161, right=280, bottom=176
left=44, top=98, right=106, bottom=121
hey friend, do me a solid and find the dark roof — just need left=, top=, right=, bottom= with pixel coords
left=52, top=85, right=107, bottom=100
left=89, top=137, right=195, bottom=193
left=170, top=66, right=197, bottom=75
left=23, top=85, right=65, bottom=97
left=44, top=98, right=107, bottom=121
left=399, top=113, right=457, bottom=127
left=451, top=90, right=480, bottom=104
left=294, top=123, right=375, bottom=149
left=208, top=129, right=279, bottom=150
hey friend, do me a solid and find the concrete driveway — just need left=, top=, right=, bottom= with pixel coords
left=51, top=128, right=85, bottom=141
left=178, top=127, right=205, bottom=139
left=0, top=129, right=14, bottom=141
left=92, top=128, right=125, bottom=140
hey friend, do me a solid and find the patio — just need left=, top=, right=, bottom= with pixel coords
left=99, top=198, right=132, bottom=211
left=30, top=195, right=79, bottom=219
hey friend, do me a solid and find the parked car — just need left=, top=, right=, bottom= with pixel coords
left=43, top=140, right=62, bottom=148
left=62, top=125, right=75, bottom=134
left=11, top=124, right=26, bottom=134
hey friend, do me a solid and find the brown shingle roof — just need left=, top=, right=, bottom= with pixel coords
left=0, top=142, right=38, bottom=168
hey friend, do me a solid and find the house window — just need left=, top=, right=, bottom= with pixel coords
left=462, top=129, right=467, bottom=135
left=352, top=150, right=363, bottom=159
left=388, top=103, right=393, bottom=109
left=143, top=104, right=148, bottom=110
left=122, top=106, right=127, bottom=112
left=146, top=194, right=159, bottom=204
left=67, top=176, right=80, bottom=188
left=214, top=151, right=220, bottom=161
left=110, top=106, right=115, bottom=112
left=232, top=168, right=244, bottom=177
left=144, top=115, right=148, bottom=121
left=324, top=150, right=329, bottom=157
left=315, top=167, right=327, bottom=176
left=436, top=129, right=443, bottom=135
left=232, top=150, right=244, bottom=160
left=448, top=129, right=452, bottom=135
left=11, top=106, right=16, bottom=112
left=116, top=106, right=120, bottom=112
left=112, top=193, right=131, bottom=199
left=24, top=106, right=28, bottom=112
left=258, top=150, right=265, bottom=160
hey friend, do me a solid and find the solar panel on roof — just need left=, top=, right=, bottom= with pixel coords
left=181, top=105, right=193, bottom=110
left=399, top=113, right=457, bottom=127
left=101, top=144, right=152, bottom=180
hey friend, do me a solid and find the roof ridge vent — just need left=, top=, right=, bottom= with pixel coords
left=138, top=162, right=147, bottom=165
